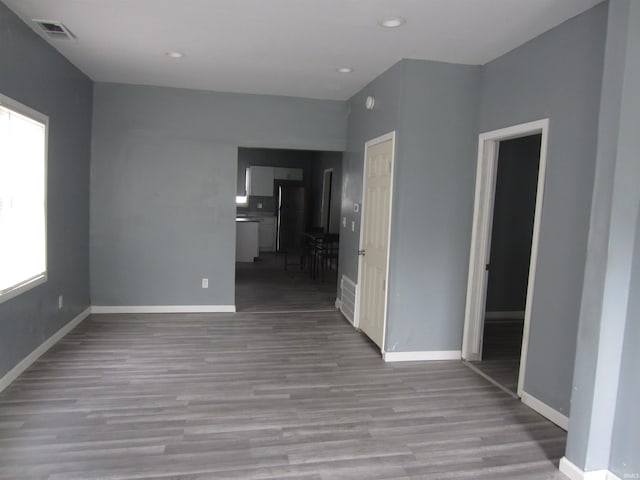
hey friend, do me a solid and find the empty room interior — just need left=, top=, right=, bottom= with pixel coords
left=0, top=1, right=638, bottom=479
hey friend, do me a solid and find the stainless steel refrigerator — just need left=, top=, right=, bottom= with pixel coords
left=276, top=185, right=306, bottom=252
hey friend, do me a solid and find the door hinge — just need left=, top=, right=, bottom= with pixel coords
left=358, top=249, right=366, bottom=256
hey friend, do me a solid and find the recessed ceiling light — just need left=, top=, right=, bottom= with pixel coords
left=165, top=51, right=184, bottom=59
left=378, top=16, right=406, bottom=28
left=337, top=67, right=353, bottom=73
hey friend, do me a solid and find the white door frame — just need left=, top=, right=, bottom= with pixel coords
left=355, top=131, right=397, bottom=353
left=462, top=119, right=549, bottom=397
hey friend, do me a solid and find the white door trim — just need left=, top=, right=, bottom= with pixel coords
left=356, top=131, right=396, bottom=353
left=462, top=119, right=549, bottom=397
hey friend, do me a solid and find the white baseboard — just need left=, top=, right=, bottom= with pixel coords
left=559, top=457, right=621, bottom=480
left=91, top=305, right=236, bottom=314
left=485, top=310, right=525, bottom=320
left=383, top=350, right=461, bottom=362
left=335, top=298, right=341, bottom=310
left=521, top=391, right=569, bottom=430
left=0, top=307, right=91, bottom=393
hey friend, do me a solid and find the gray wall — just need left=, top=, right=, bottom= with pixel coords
left=478, top=3, right=607, bottom=415
left=609, top=6, right=640, bottom=475
left=91, top=83, right=347, bottom=306
left=486, top=134, right=541, bottom=312
left=0, top=3, right=93, bottom=377
left=610, top=211, right=640, bottom=477
left=338, top=61, right=404, bottom=289
left=565, top=0, right=640, bottom=472
left=385, top=59, right=479, bottom=352
left=310, top=151, right=343, bottom=233
left=338, top=59, right=479, bottom=351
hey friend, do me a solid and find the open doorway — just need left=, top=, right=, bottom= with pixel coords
left=234, top=147, right=343, bottom=312
left=462, top=120, right=548, bottom=397
left=473, top=133, right=541, bottom=393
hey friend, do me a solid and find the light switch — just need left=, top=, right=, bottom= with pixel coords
left=354, top=203, right=360, bottom=213
left=343, top=217, right=347, bottom=228
left=257, top=202, right=263, bottom=209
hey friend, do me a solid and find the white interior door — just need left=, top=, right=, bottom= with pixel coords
left=357, top=132, right=395, bottom=350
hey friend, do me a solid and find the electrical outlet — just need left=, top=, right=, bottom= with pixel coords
left=343, top=217, right=347, bottom=228
left=257, top=202, right=263, bottom=209
left=58, top=295, right=63, bottom=309
left=351, top=221, right=355, bottom=232
left=202, top=278, right=209, bottom=289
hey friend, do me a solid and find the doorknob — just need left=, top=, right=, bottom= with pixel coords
left=358, top=249, right=366, bottom=256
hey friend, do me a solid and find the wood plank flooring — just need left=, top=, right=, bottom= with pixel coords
left=466, top=359, right=521, bottom=396
left=0, top=311, right=568, bottom=479
left=235, top=253, right=337, bottom=312
left=470, top=319, right=525, bottom=394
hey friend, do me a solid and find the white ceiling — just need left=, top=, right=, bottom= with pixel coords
left=4, top=0, right=603, bottom=101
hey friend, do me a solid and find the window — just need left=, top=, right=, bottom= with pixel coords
left=0, top=94, right=48, bottom=303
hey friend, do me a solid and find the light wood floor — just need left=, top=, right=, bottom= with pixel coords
left=0, top=311, right=568, bottom=480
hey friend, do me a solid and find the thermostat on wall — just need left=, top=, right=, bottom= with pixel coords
left=354, top=203, right=360, bottom=213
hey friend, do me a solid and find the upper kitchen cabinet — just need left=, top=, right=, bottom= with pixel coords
left=274, top=167, right=303, bottom=181
left=247, top=166, right=304, bottom=196
left=247, top=166, right=275, bottom=196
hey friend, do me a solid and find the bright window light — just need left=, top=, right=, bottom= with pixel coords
left=0, top=94, right=48, bottom=303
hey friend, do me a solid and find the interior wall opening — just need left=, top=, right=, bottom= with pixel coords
left=234, top=147, right=343, bottom=312
left=463, top=119, right=549, bottom=404
left=470, top=133, right=542, bottom=394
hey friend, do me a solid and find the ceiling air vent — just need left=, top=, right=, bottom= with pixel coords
left=32, top=19, right=75, bottom=39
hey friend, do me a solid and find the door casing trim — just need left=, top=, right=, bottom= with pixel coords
left=462, top=119, right=549, bottom=397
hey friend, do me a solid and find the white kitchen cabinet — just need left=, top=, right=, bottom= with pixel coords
left=274, top=167, right=303, bottom=181
left=258, top=216, right=277, bottom=252
left=236, top=219, right=259, bottom=262
left=248, top=166, right=303, bottom=196
left=247, top=166, right=274, bottom=196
